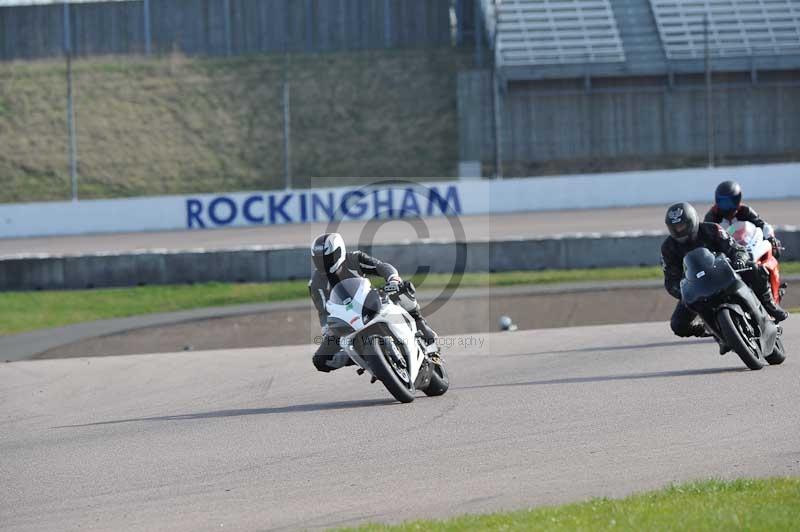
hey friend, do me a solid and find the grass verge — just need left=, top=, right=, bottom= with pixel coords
left=1, top=263, right=798, bottom=336
left=339, top=478, right=800, bottom=532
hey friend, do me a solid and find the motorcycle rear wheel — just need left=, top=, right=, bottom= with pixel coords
left=765, top=335, right=786, bottom=365
left=717, top=309, right=765, bottom=370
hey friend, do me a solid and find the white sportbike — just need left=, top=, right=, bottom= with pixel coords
left=325, top=278, right=449, bottom=403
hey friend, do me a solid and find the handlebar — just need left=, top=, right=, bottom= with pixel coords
left=378, top=280, right=411, bottom=299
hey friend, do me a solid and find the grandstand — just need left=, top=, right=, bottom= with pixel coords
left=485, top=0, right=800, bottom=78
left=460, top=0, right=800, bottom=174
left=651, top=0, right=800, bottom=60
left=493, top=0, right=626, bottom=66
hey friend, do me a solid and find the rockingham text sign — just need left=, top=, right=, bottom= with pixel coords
left=184, top=184, right=462, bottom=229
left=1, top=163, right=799, bottom=239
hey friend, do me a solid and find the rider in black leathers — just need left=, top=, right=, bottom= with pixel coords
left=308, top=232, right=437, bottom=373
left=661, top=202, right=788, bottom=343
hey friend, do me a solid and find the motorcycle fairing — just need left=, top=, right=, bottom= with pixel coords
left=728, top=221, right=772, bottom=266
left=375, top=302, right=423, bottom=385
left=326, top=276, right=425, bottom=386
left=326, top=278, right=372, bottom=331
left=721, top=282, right=778, bottom=356
left=680, top=249, right=737, bottom=306
left=680, top=248, right=777, bottom=357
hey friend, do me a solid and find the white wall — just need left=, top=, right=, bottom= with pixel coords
left=1, top=163, right=798, bottom=239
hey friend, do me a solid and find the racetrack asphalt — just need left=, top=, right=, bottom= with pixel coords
left=1, top=199, right=798, bottom=257
left=2, top=322, right=798, bottom=531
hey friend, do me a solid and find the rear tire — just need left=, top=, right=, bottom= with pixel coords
left=766, top=336, right=786, bottom=366
left=423, top=357, right=449, bottom=397
left=367, top=335, right=415, bottom=403
left=717, top=308, right=765, bottom=370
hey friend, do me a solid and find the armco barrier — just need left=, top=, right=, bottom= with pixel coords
left=1, top=230, right=797, bottom=291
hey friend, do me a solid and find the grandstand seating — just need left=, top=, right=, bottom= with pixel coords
left=491, top=0, right=627, bottom=66
left=650, top=0, right=800, bottom=59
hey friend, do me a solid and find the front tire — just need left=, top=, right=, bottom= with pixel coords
left=766, top=336, right=786, bottom=365
left=717, top=308, right=765, bottom=370
left=423, top=357, right=449, bottom=397
left=367, top=335, right=415, bottom=403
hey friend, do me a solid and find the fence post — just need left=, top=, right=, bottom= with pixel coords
left=223, top=0, right=232, bottom=55
left=305, top=0, right=314, bottom=51
left=704, top=14, right=715, bottom=168
left=282, top=37, right=292, bottom=189
left=283, top=83, right=292, bottom=190
left=63, top=2, right=79, bottom=201
left=383, top=0, right=392, bottom=47
left=474, top=0, right=483, bottom=67
left=491, top=2, right=502, bottom=179
left=143, top=0, right=151, bottom=55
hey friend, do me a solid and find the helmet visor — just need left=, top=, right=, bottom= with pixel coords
left=313, top=247, right=342, bottom=273
left=716, top=195, right=740, bottom=213
left=671, top=222, right=689, bottom=238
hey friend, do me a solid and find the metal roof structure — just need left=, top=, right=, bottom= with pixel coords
left=485, top=0, right=800, bottom=80
left=650, top=0, right=800, bottom=59
left=495, top=0, right=626, bottom=66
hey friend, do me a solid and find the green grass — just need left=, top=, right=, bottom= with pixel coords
left=0, top=281, right=307, bottom=336
left=339, top=478, right=800, bottom=532
left=0, top=48, right=467, bottom=203
left=1, top=263, right=798, bottom=336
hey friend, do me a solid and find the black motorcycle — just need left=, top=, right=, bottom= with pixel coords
left=680, top=248, right=786, bottom=370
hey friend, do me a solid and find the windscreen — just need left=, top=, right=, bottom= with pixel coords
left=728, top=221, right=759, bottom=247
left=329, top=277, right=370, bottom=305
left=681, top=249, right=737, bottom=305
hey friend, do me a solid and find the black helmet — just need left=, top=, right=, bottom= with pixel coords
left=714, top=180, right=742, bottom=217
left=311, top=233, right=346, bottom=274
left=665, top=202, right=700, bottom=244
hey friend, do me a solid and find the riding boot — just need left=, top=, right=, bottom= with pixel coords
left=754, top=270, right=789, bottom=323
left=409, top=310, right=437, bottom=345
left=762, top=294, right=789, bottom=323
left=689, top=323, right=708, bottom=338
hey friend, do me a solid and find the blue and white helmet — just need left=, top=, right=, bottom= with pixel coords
left=311, top=233, right=346, bottom=273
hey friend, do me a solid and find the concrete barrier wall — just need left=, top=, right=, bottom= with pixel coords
left=3, top=230, right=798, bottom=291
left=3, top=164, right=800, bottom=239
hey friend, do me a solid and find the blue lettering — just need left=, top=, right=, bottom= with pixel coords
left=399, top=188, right=421, bottom=218
left=269, top=193, right=293, bottom=224
left=243, top=195, right=265, bottom=224
left=299, top=192, right=308, bottom=223
left=373, top=189, right=394, bottom=219
left=312, top=192, right=335, bottom=221
left=341, top=190, right=367, bottom=219
left=186, top=198, right=205, bottom=228
left=427, top=186, right=461, bottom=216
left=208, top=196, right=237, bottom=226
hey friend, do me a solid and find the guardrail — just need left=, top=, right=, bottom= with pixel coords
left=2, top=229, right=797, bottom=291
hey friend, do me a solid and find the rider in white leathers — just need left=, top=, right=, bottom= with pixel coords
left=308, top=233, right=437, bottom=372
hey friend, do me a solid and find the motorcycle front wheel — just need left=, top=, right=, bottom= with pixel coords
left=367, top=335, right=416, bottom=403
left=765, top=335, right=786, bottom=365
left=423, top=356, right=449, bottom=397
left=717, top=308, right=765, bottom=370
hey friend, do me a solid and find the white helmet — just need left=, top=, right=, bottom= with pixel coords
left=311, top=233, right=346, bottom=273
